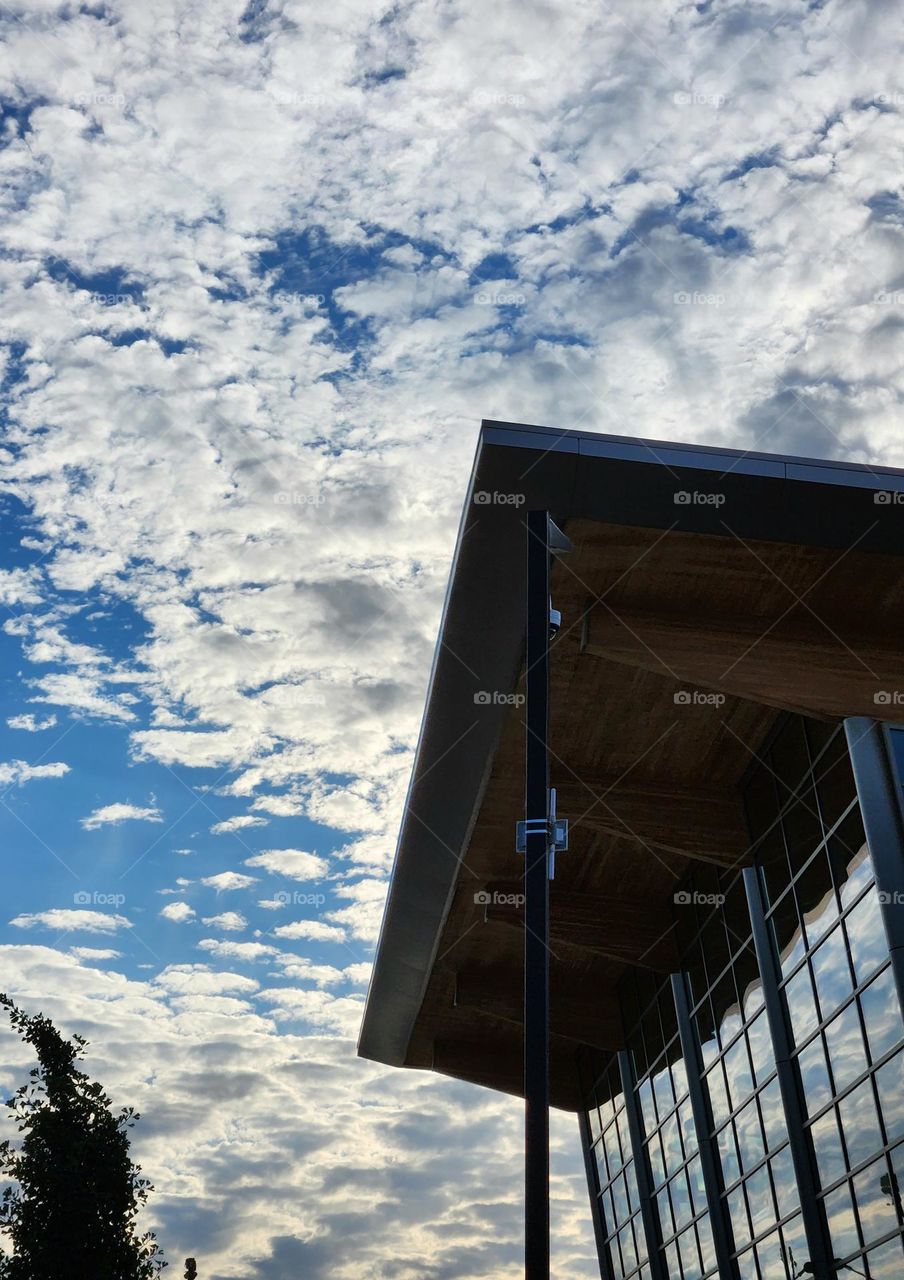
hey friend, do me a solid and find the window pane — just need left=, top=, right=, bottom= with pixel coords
left=824, top=1001, right=868, bottom=1094
left=844, top=886, right=888, bottom=987
left=852, top=1152, right=900, bottom=1249
left=859, top=965, right=903, bottom=1066
left=809, top=922, right=852, bottom=1018
left=837, top=1077, right=883, bottom=1172
left=797, top=1036, right=832, bottom=1116
left=875, top=1049, right=904, bottom=1146
left=810, top=1108, right=846, bottom=1188
left=823, top=1181, right=859, bottom=1262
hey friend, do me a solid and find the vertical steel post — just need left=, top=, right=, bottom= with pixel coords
left=744, top=867, right=833, bottom=1279
left=845, top=718, right=904, bottom=1015
left=525, top=509, right=551, bottom=1280
left=671, top=972, right=740, bottom=1280
left=617, top=1050, right=668, bottom=1280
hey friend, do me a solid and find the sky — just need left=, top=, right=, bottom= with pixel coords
left=0, top=0, right=902, bottom=1276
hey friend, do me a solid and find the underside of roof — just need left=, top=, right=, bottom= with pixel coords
left=358, top=421, right=904, bottom=1111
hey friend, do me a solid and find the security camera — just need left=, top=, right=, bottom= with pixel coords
left=548, top=603, right=561, bottom=640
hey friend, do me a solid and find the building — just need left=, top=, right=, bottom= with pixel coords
left=358, top=420, right=904, bottom=1280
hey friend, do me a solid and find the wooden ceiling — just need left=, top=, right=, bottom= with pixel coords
left=402, top=519, right=904, bottom=1110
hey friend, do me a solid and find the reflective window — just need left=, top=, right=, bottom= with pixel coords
left=760, top=719, right=904, bottom=1277
left=578, top=718, right=904, bottom=1280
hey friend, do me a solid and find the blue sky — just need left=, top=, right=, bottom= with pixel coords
left=0, top=0, right=903, bottom=1276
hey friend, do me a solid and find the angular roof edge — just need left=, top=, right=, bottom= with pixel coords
left=357, top=421, right=904, bottom=1070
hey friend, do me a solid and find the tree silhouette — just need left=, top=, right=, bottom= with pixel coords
left=184, top=1261, right=197, bottom=1279
left=0, top=994, right=166, bottom=1279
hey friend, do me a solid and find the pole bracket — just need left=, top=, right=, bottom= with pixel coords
left=515, top=788, right=569, bottom=877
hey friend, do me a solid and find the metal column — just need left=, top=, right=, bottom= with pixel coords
left=524, top=509, right=551, bottom=1280
left=671, top=972, right=740, bottom=1280
left=744, top=867, right=833, bottom=1280
left=617, top=1049, right=668, bottom=1280
left=845, top=718, right=904, bottom=1015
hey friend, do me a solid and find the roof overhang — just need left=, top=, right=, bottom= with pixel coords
left=358, top=420, right=904, bottom=1109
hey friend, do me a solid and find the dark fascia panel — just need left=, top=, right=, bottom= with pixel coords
left=357, top=421, right=904, bottom=1069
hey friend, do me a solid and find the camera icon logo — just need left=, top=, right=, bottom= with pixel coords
left=473, top=491, right=491, bottom=505
left=474, top=891, right=491, bottom=906
left=674, top=890, right=691, bottom=905
left=875, top=691, right=892, bottom=705
left=73, top=890, right=91, bottom=906
left=674, top=491, right=691, bottom=504
left=474, top=691, right=491, bottom=705
left=274, top=890, right=291, bottom=905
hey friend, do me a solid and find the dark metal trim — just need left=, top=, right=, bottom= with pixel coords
left=525, top=510, right=551, bottom=1280
left=844, top=717, right=904, bottom=1016
left=578, top=1109, right=616, bottom=1280
left=671, top=972, right=740, bottom=1280
left=617, top=1049, right=668, bottom=1280
left=743, top=867, right=834, bottom=1280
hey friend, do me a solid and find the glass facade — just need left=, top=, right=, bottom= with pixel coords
left=579, top=717, right=904, bottom=1280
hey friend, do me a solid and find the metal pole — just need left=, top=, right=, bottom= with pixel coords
left=844, top=718, right=904, bottom=1016
left=743, top=867, right=833, bottom=1279
left=617, top=1050, right=668, bottom=1280
left=525, top=509, right=551, bottom=1280
left=671, top=973, right=740, bottom=1280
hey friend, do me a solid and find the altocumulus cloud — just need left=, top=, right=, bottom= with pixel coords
left=10, top=910, right=132, bottom=935
left=0, top=760, right=70, bottom=786
left=81, top=803, right=164, bottom=831
left=0, top=0, right=902, bottom=1275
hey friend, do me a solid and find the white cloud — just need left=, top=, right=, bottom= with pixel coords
left=0, top=2, right=899, bottom=1277
left=0, top=760, right=70, bottom=786
left=201, top=911, right=247, bottom=932
left=10, top=910, right=130, bottom=934
left=271, top=920, right=346, bottom=943
left=197, top=939, right=279, bottom=962
left=81, top=802, right=163, bottom=831
left=243, top=849, right=328, bottom=881
left=159, top=902, right=195, bottom=924
left=69, top=947, right=122, bottom=961
left=6, top=713, right=58, bottom=732
left=154, top=964, right=259, bottom=996
left=201, top=871, right=258, bottom=893
left=209, top=814, right=269, bottom=835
